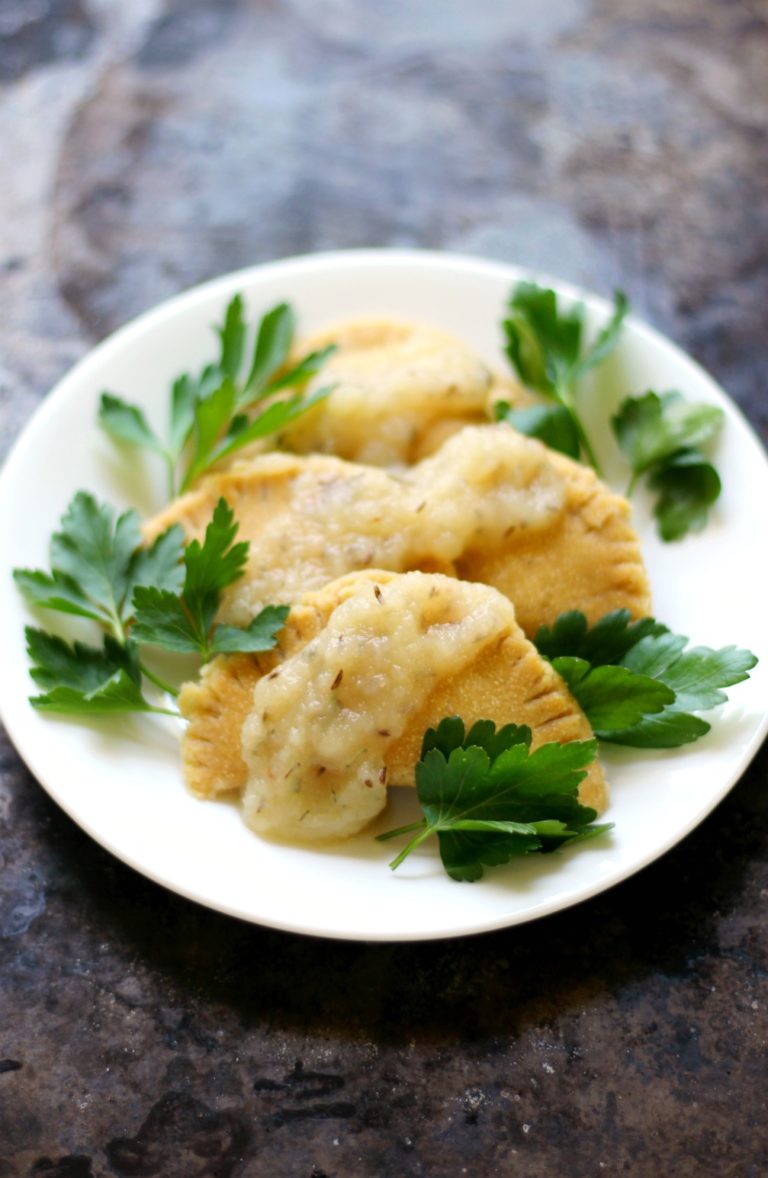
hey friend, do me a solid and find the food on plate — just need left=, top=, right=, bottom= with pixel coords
left=144, top=423, right=650, bottom=638
left=180, top=570, right=606, bottom=841
left=274, top=317, right=521, bottom=465
left=99, top=299, right=335, bottom=497
left=501, top=283, right=628, bottom=472
left=16, top=283, right=753, bottom=885
left=502, top=282, right=724, bottom=540
left=144, top=450, right=454, bottom=624
left=611, top=391, right=724, bottom=541
left=456, top=444, right=651, bottom=635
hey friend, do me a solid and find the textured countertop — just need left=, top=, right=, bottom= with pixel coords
left=1, top=2, right=767, bottom=1174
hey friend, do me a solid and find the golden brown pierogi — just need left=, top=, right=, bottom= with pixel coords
left=179, top=570, right=606, bottom=842
left=146, top=424, right=650, bottom=639
left=275, top=317, right=497, bottom=465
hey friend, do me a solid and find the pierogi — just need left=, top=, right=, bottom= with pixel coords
left=275, top=317, right=506, bottom=465
left=161, top=315, right=650, bottom=843
left=146, top=424, right=649, bottom=639
left=179, top=570, right=606, bottom=841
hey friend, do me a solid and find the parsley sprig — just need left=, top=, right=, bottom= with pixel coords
left=535, top=609, right=757, bottom=747
left=498, top=283, right=725, bottom=542
left=14, top=492, right=184, bottom=645
left=132, top=500, right=289, bottom=662
left=612, top=391, right=723, bottom=540
left=99, top=296, right=335, bottom=496
left=499, top=282, right=628, bottom=472
left=378, top=718, right=610, bottom=881
left=14, top=492, right=288, bottom=716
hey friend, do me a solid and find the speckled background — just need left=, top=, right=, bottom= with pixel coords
left=1, top=1, right=767, bottom=1174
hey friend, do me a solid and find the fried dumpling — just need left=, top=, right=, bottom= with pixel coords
left=456, top=443, right=652, bottom=634
left=146, top=423, right=650, bottom=638
left=275, top=318, right=495, bottom=465
left=178, top=597, right=330, bottom=801
left=143, top=451, right=461, bottom=627
left=145, top=425, right=568, bottom=630
left=179, top=570, right=606, bottom=843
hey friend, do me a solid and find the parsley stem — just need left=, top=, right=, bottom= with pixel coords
left=109, top=611, right=127, bottom=646
left=148, top=705, right=182, bottom=719
left=386, top=825, right=435, bottom=871
left=139, top=661, right=179, bottom=699
left=575, top=418, right=602, bottom=475
left=376, top=820, right=427, bottom=843
left=166, top=454, right=177, bottom=501
left=556, top=381, right=602, bottom=475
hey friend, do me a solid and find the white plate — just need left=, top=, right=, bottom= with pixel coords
left=1, top=249, right=766, bottom=941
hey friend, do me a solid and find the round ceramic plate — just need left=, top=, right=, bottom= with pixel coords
left=0, top=250, right=766, bottom=941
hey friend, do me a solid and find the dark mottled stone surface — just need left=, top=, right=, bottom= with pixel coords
left=0, top=1, right=766, bottom=1174
left=0, top=0, right=94, bottom=83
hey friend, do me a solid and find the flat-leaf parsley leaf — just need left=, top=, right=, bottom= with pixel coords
left=501, top=283, right=627, bottom=472
left=14, top=492, right=185, bottom=641
left=535, top=609, right=756, bottom=747
left=24, top=628, right=163, bottom=716
left=612, top=390, right=723, bottom=540
left=99, top=295, right=335, bottom=496
left=15, top=493, right=288, bottom=714
left=132, top=499, right=289, bottom=661
left=377, top=718, right=609, bottom=881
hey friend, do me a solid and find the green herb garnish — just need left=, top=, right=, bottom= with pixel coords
left=500, top=286, right=725, bottom=543
left=14, top=493, right=288, bottom=715
left=535, top=609, right=756, bottom=747
left=612, top=391, right=723, bottom=540
left=132, top=499, right=288, bottom=662
left=495, top=400, right=581, bottom=459
left=500, top=282, right=628, bottom=472
left=98, top=296, right=335, bottom=496
left=377, top=717, right=610, bottom=881
left=23, top=629, right=162, bottom=716
left=13, top=491, right=184, bottom=642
